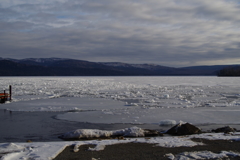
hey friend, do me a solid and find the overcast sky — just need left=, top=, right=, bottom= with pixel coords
left=1, top=0, right=240, bottom=67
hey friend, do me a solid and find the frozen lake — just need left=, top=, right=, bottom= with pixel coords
left=0, top=76, right=240, bottom=126
left=1, top=76, right=240, bottom=159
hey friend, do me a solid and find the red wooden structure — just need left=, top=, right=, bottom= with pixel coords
left=0, top=85, right=11, bottom=103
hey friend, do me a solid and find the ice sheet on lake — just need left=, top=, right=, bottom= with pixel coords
left=2, top=97, right=126, bottom=112
left=1, top=77, right=240, bottom=124
left=1, top=77, right=240, bottom=109
left=56, top=105, right=240, bottom=125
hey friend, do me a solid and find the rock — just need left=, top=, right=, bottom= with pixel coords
left=117, top=136, right=125, bottom=140
left=166, top=122, right=201, bottom=135
left=212, top=126, right=237, bottom=133
left=144, top=129, right=163, bottom=137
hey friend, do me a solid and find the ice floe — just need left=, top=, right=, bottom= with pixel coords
left=1, top=77, right=240, bottom=125
left=56, top=105, right=240, bottom=125
left=1, top=76, right=240, bottom=111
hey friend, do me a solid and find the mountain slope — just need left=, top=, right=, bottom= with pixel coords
left=0, top=60, right=52, bottom=76
left=0, top=57, right=239, bottom=76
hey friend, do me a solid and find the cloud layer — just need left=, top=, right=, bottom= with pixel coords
left=1, top=0, right=240, bottom=67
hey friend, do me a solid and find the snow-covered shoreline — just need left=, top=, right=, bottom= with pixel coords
left=1, top=131, right=240, bottom=160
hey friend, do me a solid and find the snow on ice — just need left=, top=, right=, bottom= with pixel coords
left=1, top=76, right=240, bottom=125
left=159, top=120, right=177, bottom=126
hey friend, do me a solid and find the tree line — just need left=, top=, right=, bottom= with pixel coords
left=218, top=66, right=240, bottom=76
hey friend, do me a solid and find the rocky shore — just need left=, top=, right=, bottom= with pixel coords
left=54, top=138, right=240, bottom=160
left=53, top=124, right=240, bottom=160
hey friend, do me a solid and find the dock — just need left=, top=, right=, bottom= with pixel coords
left=0, top=85, right=12, bottom=103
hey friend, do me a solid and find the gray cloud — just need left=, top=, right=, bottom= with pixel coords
left=1, top=0, right=240, bottom=67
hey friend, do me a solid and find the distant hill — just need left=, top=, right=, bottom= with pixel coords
left=0, top=59, right=127, bottom=76
left=0, top=57, right=239, bottom=76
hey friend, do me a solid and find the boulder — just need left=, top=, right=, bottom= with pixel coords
left=144, top=129, right=163, bottom=137
left=212, top=126, right=236, bottom=133
left=166, top=122, right=201, bottom=135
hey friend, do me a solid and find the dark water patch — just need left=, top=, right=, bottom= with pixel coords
left=0, top=109, right=159, bottom=143
left=0, top=109, right=240, bottom=143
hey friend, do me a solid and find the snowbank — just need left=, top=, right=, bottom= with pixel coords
left=159, top=120, right=176, bottom=126
left=0, top=143, right=25, bottom=154
left=0, top=142, right=70, bottom=160
left=166, top=151, right=240, bottom=160
left=59, top=126, right=155, bottom=140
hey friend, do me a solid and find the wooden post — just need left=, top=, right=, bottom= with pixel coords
left=3, top=90, right=6, bottom=103
left=9, top=85, right=12, bottom=101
